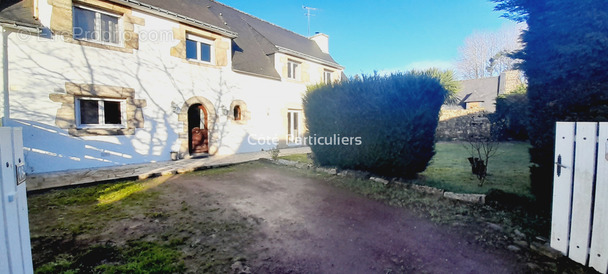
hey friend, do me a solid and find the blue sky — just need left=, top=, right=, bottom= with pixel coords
left=218, top=0, right=515, bottom=76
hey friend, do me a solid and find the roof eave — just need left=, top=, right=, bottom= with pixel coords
left=233, top=68, right=281, bottom=81
left=108, top=0, right=238, bottom=38
left=275, top=46, right=343, bottom=70
left=0, top=19, right=42, bottom=33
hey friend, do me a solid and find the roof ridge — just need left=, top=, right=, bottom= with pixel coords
left=212, top=0, right=311, bottom=40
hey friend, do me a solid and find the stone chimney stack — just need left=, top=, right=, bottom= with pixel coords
left=310, top=32, right=329, bottom=54
left=498, top=70, right=522, bottom=94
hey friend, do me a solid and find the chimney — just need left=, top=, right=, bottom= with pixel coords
left=310, top=32, right=329, bottom=54
left=498, top=70, right=522, bottom=94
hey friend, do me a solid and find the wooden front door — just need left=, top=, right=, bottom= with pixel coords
left=188, top=104, right=209, bottom=154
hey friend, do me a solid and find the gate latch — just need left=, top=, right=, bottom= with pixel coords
left=555, top=155, right=568, bottom=177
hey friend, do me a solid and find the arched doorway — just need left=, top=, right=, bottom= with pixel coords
left=188, top=104, right=209, bottom=154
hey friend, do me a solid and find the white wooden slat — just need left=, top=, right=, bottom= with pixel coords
left=569, top=122, right=598, bottom=265
left=551, top=122, right=576, bottom=254
left=12, top=128, right=33, bottom=274
left=0, top=128, right=23, bottom=272
left=0, top=145, right=10, bottom=274
left=590, top=122, right=608, bottom=274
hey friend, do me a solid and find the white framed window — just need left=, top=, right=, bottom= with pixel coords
left=73, top=6, right=122, bottom=45
left=186, top=34, right=214, bottom=64
left=287, top=60, right=300, bottom=80
left=324, top=70, right=333, bottom=84
left=75, top=97, right=127, bottom=128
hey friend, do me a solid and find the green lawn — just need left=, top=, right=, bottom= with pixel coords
left=282, top=142, right=532, bottom=197
left=421, top=142, right=532, bottom=197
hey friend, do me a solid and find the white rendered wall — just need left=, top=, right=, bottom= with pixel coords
left=6, top=10, right=317, bottom=174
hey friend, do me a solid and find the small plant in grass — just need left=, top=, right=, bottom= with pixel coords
left=268, top=146, right=280, bottom=161
left=464, top=112, right=500, bottom=186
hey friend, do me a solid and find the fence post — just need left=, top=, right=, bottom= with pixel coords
left=0, top=127, right=33, bottom=273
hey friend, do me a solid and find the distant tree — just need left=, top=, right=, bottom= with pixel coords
left=410, top=68, right=460, bottom=104
left=492, top=0, right=608, bottom=209
left=456, top=24, right=525, bottom=79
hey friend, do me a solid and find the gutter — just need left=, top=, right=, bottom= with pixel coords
left=232, top=69, right=281, bottom=81
left=0, top=19, right=43, bottom=33
left=276, top=46, right=344, bottom=70
left=0, top=21, right=41, bottom=125
left=1, top=26, right=8, bottom=125
left=108, top=0, right=238, bottom=38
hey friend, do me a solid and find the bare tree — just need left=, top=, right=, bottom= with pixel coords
left=456, top=23, right=526, bottom=79
left=464, top=113, right=501, bottom=187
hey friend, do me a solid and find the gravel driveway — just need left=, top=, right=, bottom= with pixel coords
left=171, top=162, right=525, bottom=273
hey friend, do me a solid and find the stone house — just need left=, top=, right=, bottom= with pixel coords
left=437, top=70, right=522, bottom=140
left=0, top=0, right=344, bottom=174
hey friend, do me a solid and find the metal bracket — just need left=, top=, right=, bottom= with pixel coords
left=15, top=163, right=26, bottom=185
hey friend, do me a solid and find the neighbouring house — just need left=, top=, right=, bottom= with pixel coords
left=0, top=0, right=344, bottom=174
left=436, top=70, right=522, bottom=140
left=454, top=70, right=522, bottom=112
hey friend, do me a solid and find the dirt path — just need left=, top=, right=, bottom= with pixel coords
left=170, top=162, right=526, bottom=273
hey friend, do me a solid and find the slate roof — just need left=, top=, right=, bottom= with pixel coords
left=456, top=76, right=500, bottom=111
left=0, top=0, right=42, bottom=28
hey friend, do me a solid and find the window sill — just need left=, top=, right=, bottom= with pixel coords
left=77, top=125, right=127, bottom=130
left=65, top=37, right=134, bottom=54
left=69, top=128, right=135, bottom=136
left=185, top=59, right=218, bottom=67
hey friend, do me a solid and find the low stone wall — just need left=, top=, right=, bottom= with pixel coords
left=436, top=109, right=491, bottom=141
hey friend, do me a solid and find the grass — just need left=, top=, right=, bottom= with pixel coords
left=278, top=153, right=312, bottom=164
left=279, top=142, right=532, bottom=197
left=29, top=171, right=257, bottom=274
left=36, top=241, right=185, bottom=274
left=421, top=142, right=532, bottom=197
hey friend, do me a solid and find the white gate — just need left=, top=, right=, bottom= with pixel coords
left=551, top=122, right=608, bottom=274
left=0, top=128, right=33, bottom=273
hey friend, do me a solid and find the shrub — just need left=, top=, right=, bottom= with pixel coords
left=491, top=85, right=528, bottom=141
left=303, top=73, right=448, bottom=178
left=493, top=0, right=608, bottom=208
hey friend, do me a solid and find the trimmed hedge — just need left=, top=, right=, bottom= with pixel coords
left=303, top=73, right=448, bottom=178
left=491, top=87, right=528, bottom=141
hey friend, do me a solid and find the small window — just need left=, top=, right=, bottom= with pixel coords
left=287, top=60, right=300, bottom=80
left=233, top=105, right=241, bottom=121
left=186, top=34, right=213, bottom=63
left=324, top=70, right=332, bottom=84
left=76, top=98, right=126, bottom=128
left=73, top=6, right=120, bottom=45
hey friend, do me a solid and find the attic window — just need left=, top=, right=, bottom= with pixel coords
left=186, top=34, right=214, bottom=64
left=287, top=60, right=300, bottom=80
left=73, top=6, right=121, bottom=45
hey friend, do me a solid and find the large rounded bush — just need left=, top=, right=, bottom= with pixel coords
left=303, top=73, right=448, bottom=178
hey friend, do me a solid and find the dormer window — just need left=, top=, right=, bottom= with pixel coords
left=73, top=6, right=121, bottom=45
left=186, top=34, right=214, bottom=64
left=287, top=60, right=300, bottom=80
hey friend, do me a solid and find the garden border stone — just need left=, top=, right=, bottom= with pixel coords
left=272, top=159, right=486, bottom=204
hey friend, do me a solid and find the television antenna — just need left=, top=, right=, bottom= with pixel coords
left=303, top=6, right=317, bottom=37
